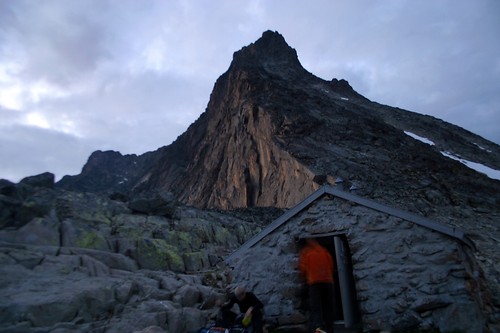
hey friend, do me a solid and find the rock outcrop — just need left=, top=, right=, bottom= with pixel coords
left=0, top=241, right=228, bottom=333
left=0, top=174, right=282, bottom=332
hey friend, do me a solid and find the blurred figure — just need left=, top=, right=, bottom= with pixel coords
left=221, top=285, right=264, bottom=332
left=298, top=238, right=335, bottom=333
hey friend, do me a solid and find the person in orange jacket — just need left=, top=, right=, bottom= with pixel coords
left=298, top=238, right=335, bottom=333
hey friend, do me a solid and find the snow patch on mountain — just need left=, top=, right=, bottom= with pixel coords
left=404, top=131, right=500, bottom=180
left=440, top=151, right=500, bottom=181
left=404, top=131, right=435, bottom=146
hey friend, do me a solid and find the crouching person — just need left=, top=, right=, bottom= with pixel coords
left=221, top=285, right=264, bottom=333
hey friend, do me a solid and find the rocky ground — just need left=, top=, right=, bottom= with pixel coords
left=0, top=173, right=282, bottom=333
left=1, top=242, right=228, bottom=333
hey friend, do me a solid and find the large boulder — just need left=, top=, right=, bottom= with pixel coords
left=128, top=191, right=178, bottom=217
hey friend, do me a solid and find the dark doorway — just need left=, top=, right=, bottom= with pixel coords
left=304, top=234, right=360, bottom=328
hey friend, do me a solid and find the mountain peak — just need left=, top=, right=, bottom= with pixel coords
left=254, top=30, right=291, bottom=51
left=230, top=30, right=303, bottom=72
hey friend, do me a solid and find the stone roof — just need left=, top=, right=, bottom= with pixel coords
left=226, top=185, right=474, bottom=262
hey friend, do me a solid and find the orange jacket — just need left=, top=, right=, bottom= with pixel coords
left=299, top=241, right=334, bottom=285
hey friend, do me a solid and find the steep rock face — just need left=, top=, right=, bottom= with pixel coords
left=131, top=31, right=324, bottom=209
left=174, top=105, right=318, bottom=209
left=131, top=31, right=407, bottom=209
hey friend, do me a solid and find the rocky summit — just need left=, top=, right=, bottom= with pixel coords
left=1, top=30, right=500, bottom=332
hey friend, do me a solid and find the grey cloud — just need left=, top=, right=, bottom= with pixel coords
left=2, top=1, right=112, bottom=86
left=32, top=71, right=210, bottom=155
left=0, top=124, right=91, bottom=182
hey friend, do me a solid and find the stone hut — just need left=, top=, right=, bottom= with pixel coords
left=225, top=185, right=484, bottom=332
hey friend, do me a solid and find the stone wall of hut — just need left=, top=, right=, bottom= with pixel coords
left=228, top=194, right=484, bottom=332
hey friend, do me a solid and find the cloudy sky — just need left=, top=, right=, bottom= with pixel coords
left=1, top=0, right=499, bottom=182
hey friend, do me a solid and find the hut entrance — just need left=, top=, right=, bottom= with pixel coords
left=303, top=234, right=359, bottom=328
